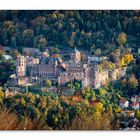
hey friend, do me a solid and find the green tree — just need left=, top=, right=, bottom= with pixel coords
left=20, top=98, right=26, bottom=106
left=34, top=35, right=47, bottom=51
left=9, top=49, right=19, bottom=59
left=22, top=29, right=34, bottom=47
left=90, top=90, right=96, bottom=101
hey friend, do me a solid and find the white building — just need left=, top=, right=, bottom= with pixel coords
left=131, top=95, right=140, bottom=102
left=131, top=102, right=140, bottom=110
left=119, top=99, right=129, bottom=108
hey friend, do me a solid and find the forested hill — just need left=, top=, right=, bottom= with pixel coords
left=0, top=10, right=140, bottom=54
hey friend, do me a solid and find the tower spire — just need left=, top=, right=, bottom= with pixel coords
left=74, top=46, right=77, bottom=52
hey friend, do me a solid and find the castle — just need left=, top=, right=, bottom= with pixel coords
left=9, top=47, right=127, bottom=88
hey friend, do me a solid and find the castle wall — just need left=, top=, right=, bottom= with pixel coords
left=99, top=71, right=109, bottom=86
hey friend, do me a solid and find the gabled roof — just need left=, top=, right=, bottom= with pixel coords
left=120, top=99, right=128, bottom=104
left=131, top=102, right=139, bottom=107
left=131, top=95, right=138, bottom=98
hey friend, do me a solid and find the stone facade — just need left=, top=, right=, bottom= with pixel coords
left=11, top=48, right=127, bottom=88
left=70, top=47, right=81, bottom=62
left=16, top=55, right=26, bottom=77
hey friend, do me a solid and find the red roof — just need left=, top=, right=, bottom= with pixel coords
left=73, top=95, right=83, bottom=102
left=89, top=100, right=101, bottom=106
left=131, top=102, right=139, bottom=107
left=120, top=99, right=128, bottom=104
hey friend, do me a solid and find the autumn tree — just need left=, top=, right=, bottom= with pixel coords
left=34, top=35, right=47, bottom=51
left=117, top=32, right=127, bottom=47
left=44, top=80, right=52, bottom=87
left=95, top=48, right=101, bottom=56
left=22, top=29, right=34, bottom=47
left=128, top=74, right=138, bottom=89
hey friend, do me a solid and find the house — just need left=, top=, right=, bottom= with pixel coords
left=119, top=99, right=129, bottom=108
left=131, top=95, right=139, bottom=102
left=131, top=102, right=139, bottom=110
left=3, top=54, right=13, bottom=60
left=5, top=89, right=15, bottom=97
left=72, top=95, right=83, bottom=102
left=88, top=56, right=107, bottom=63
left=89, top=100, right=101, bottom=106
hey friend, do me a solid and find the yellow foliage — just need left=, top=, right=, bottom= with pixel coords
left=54, top=117, right=58, bottom=124
left=0, top=90, right=4, bottom=98
left=121, top=79, right=127, bottom=87
left=121, top=53, right=133, bottom=66
left=115, top=107, right=122, bottom=113
left=101, top=60, right=115, bottom=70
left=94, top=102, right=104, bottom=112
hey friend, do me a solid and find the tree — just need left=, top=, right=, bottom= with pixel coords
left=101, top=112, right=111, bottom=130
left=95, top=48, right=101, bottom=56
left=121, top=54, right=133, bottom=66
left=135, top=110, right=140, bottom=120
left=94, top=102, right=104, bottom=112
left=35, top=108, right=41, bottom=119
left=20, top=98, right=26, bottom=106
left=34, top=35, right=47, bottom=51
left=116, top=20, right=122, bottom=32
left=98, top=88, right=106, bottom=96
left=10, top=36, right=17, bottom=48
left=90, top=90, right=96, bottom=101
left=0, top=47, right=5, bottom=58
left=117, top=32, right=127, bottom=46
left=82, top=87, right=91, bottom=100
left=128, top=74, right=138, bottom=89
left=74, top=82, right=80, bottom=90
left=45, top=80, right=52, bottom=87
left=9, top=49, right=19, bottom=59
left=0, top=89, right=4, bottom=98
left=22, top=29, right=34, bottom=47
left=68, top=112, right=102, bottom=130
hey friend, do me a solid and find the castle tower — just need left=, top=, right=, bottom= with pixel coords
left=16, top=55, right=26, bottom=77
left=70, top=46, right=81, bottom=62
left=92, top=63, right=100, bottom=88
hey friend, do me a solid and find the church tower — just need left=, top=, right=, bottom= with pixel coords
left=70, top=46, right=81, bottom=62
left=16, top=55, right=26, bottom=77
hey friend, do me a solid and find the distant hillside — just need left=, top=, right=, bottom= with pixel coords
left=0, top=10, right=140, bottom=55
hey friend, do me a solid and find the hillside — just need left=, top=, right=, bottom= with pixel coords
left=0, top=10, right=140, bottom=55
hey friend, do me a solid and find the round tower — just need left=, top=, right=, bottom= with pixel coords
left=16, top=55, right=26, bottom=77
